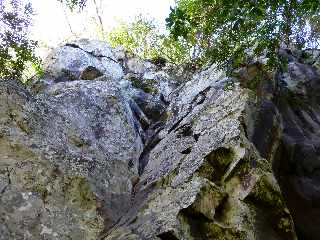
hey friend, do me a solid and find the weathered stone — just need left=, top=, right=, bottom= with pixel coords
left=103, top=64, right=297, bottom=240
left=0, top=79, right=143, bottom=239
left=1, top=40, right=307, bottom=240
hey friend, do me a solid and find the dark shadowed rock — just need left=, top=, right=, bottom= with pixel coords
left=243, top=51, right=320, bottom=240
left=80, top=66, right=104, bottom=80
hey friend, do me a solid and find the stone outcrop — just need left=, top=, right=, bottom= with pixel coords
left=2, top=39, right=319, bottom=239
left=104, top=65, right=296, bottom=240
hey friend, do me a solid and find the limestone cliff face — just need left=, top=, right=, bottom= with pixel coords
left=1, top=39, right=317, bottom=240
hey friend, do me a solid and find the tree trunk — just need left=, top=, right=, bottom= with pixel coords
left=92, top=0, right=105, bottom=39
left=60, top=2, right=77, bottom=37
left=282, top=0, right=296, bottom=48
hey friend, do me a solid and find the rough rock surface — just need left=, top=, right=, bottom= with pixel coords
left=104, top=65, right=296, bottom=240
left=242, top=49, right=320, bottom=240
left=0, top=78, right=144, bottom=239
left=2, top=39, right=318, bottom=239
left=41, top=39, right=123, bottom=86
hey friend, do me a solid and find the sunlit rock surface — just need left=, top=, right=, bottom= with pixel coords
left=4, top=39, right=320, bottom=239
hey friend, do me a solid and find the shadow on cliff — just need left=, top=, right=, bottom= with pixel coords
left=242, top=49, right=320, bottom=240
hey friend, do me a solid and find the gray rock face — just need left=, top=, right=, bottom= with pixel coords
left=0, top=40, right=305, bottom=240
left=0, top=79, right=143, bottom=239
left=104, top=64, right=296, bottom=240
left=40, top=39, right=176, bottom=125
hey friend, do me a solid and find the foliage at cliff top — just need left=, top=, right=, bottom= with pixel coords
left=0, top=0, right=90, bottom=82
left=57, top=0, right=87, bottom=11
left=107, top=16, right=193, bottom=65
left=167, top=0, right=320, bottom=70
left=2, top=0, right=320, bottom=81
left=0, top=0, right=41, bottom=81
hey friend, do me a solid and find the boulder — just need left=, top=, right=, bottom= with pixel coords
left=0, top=79, right=143, bottom=239
left=43, top=39, right=123, bottom=82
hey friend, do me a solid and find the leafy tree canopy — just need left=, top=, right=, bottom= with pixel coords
left=107, top=15, right=191, bottom=65
left=0, top=0, right=86, bottom=82
left=57, top=0, right=87, bottom=11
left=167, top=0, right=320, bottom=70
left=0, top=0, right=42, bottom=81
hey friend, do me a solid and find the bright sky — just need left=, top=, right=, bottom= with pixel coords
left=30, top=0, right=175, bottom=53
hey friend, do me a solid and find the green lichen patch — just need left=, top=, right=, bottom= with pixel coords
left=175, top=181, right=245, bottom=239
left=228, top=144, right=271, bottom=189
left=129, top=76, right=158, bottom=94
left=32, top=184, right=49, bottom=203
left=19, top=162, right=98, bottom=212
left=192, top=182, right=226, bottom=220
left=80, top=66, right=103, bottom=80
left=244, top=175, right=296, bottom=239
left=197, top=147, right=234, bottom=184
left=245, top=175, right=284, bottom=209
left=156, top=165, right=180, bottom=188
left=7, top=108, right=31, bottom=134
left=178, top=207, right=247, bottom=240
left=62, top=176, right=97, bottom=210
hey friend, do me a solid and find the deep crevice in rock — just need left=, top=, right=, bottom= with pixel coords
left=193, top=133, right=200, bottom=142
left=138, top=122, right=165, bottom=175
left=180, top=147, right=192, bottom=155
left=192, top=86, right=211, bottom=106
left=213, top=195, right=229, bottom=222
left=65, top=43, right=119, bottom=63
left=129, top=99, right=150, bottom=132
left=175, top=123, right=193, bottom=138
left=157, top=231, right=179, bottom=240
left=178, top=207, right=213, bottom=239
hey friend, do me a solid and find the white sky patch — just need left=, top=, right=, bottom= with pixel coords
left=30, top=0, right=175, bottom=53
